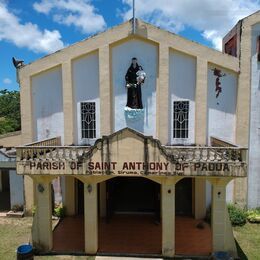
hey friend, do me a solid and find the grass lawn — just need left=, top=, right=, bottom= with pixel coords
left=0, top=216, right=32, bottom=260
left=0, top=216, right=94, bottom=260
left=0, top=216, right=259, bottom=259
left=233, top=223, right=260, bottom=260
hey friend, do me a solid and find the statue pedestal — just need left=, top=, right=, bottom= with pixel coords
left=124, top=107, right=144, bottom=120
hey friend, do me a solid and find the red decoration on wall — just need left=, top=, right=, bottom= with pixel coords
left=213, top=68, right=226, bottom=98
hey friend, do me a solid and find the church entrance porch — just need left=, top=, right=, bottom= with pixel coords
left=174, top=177, right=212, bottom=256
left=51, top=214, right=212, bottom=256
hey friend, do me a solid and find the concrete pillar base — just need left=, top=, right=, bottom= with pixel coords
left=162, top=179, right=176, bottom=257
left=32, top=176, right=54, bottom=251
left=84, top=182, right=98, bottom=254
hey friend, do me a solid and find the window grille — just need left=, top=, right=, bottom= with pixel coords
left=81, top=102, right=96, bottom=139
left=173, top=101, right=189, bottom=139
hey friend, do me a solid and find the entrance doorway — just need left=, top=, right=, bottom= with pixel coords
left=175, top=177, right=212, bottom=256
left=99, top=177, right=161, bottom=254
left=75, top=179, right=84, bottom=215
left=106, top=177, right=160, bottom=217
left=175, top=178, right=193, bottom=216
left=0, top=170, right=10, bottom=211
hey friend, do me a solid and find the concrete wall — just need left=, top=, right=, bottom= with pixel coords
left=72, top=52, right=100, bottom=145
left=207, top=65, right=238, bottom=204
left=9, top=170, right=24, bottom=208
left=207, top=65, right=237, bottom=143
left=169, top=51, right=196, bottom=145
left=112, top=39, right=158, bottom=136
left=32, top=67, right=64, bottom=143
left=248, top=23, right=260, bottom=208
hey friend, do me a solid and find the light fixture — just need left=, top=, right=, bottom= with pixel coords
left=37, top=184, right=45, bottom=193
left=87, top=184, right=92, bottom=193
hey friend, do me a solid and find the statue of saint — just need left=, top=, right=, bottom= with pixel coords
left=125, top=57, right=146, bottom=109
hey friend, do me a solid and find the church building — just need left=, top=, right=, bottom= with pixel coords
left=7, top=10, right=260, bottom=258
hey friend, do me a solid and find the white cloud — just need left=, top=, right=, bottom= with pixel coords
left=120, top=0, right=260, bottom=50
left=33, top=0, right=106, bottom=34
left=0, top=2, right=64, bottom=54
left=3, top=78, right=12, bottom=84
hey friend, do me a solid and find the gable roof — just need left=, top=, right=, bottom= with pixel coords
left=18, top=17, right=240, bottom=78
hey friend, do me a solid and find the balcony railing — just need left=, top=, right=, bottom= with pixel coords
left=16, top=135, right=247, bottom=177
left=164, top=146, right=247, bottom=163
left=16, top=145, right=90, bottom=161
left=24, top=136, right=62, bottom=147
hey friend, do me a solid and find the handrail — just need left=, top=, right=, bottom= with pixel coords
left=210, top=136, right=238, bottom=147
left=16, top=145, right=247, bottom=163
left=21, top=136, right=62, bottom=147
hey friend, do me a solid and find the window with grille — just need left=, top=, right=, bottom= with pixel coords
left=81, top=102, right=96, bottom=139
left=173, top=101, right=189, bottom=139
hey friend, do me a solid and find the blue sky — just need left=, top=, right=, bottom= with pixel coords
left=0, top=0, right=259, bottom=91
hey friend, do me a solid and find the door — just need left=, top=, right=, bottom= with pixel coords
left=175, top=178, right=192, bottom=216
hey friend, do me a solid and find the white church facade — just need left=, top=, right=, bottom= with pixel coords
left=0, top=10, right=259, bottom=258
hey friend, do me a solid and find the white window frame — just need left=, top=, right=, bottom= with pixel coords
left=171, top=99, right=194, bottom=145
left=77, top=100, right=100, bottom=145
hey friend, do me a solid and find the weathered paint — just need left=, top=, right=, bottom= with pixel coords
left=9, top=170, right=24, bottom=208
left=248, top=23, right=260, bottom=208
left=207, top=65, right=237, bottom=143
left=169, top=51, right=196, bottom=145
left=32, top=67, right=64, bottom=143
left=72, top=52, right=100, bottom=145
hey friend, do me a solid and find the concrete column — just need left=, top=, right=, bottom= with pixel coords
left=84, top=182, right=98, bottom=254
left=194, top=178, right=206, bottom=219
left=62, top=61, right=74, bottom=145
left=211, top=179, right=228, bottom=252
left=33, top=178, right=53, bottom=251
left=157, top=43, right=169, bottom=144
left=99, top=45, right=111, bottom=136
left=20, top=76, right=34, bottom=143
left=24, top=175, right=35, bottom=214
left=207, top=178, right=238, bottom=256
left=62, top=176, right=75, bottom=216
left=195, top=58, right=208, bottom=145
left=99, top=181, right=106, bottom=217
left=161, top=179, right=175, bottom=257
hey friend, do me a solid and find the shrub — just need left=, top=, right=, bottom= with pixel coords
left=247, top=208, right=260, bottom=223
left=54, top=205, right=66, bottom=218
left=227, top=204, right=247, bottom=226
left=32, top=205, right=36, bottom=216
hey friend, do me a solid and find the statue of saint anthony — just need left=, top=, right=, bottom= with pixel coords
left=125, top=57, right=145, bottom=109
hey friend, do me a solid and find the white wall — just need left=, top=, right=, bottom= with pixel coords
left=9, top=170, right=24, bottom=208
left=112, top=39, right=157, bottom=136
left=32, top=67, right=64, bottom=143
left=72, top=52, right=100, bottom=145
left=248, top=23, right=260, bottom=208
left=169, top=51, right=196, bottom=145
left=207, top=65, right=237, bottom=143
left=207, top=66, right=237, bottom=203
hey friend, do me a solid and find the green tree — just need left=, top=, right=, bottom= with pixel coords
left=0, top=89, right=21, bottom=134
